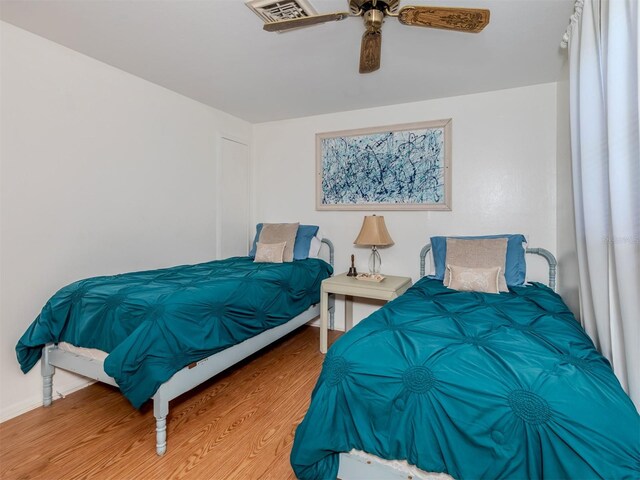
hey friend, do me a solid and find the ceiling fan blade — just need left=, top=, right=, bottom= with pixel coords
left=359, top=29, right=382, bottom=74
left=398, top=6, right=490, bottom=33
left=263, top=12, right=350, bottom=32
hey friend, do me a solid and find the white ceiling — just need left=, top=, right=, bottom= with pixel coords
left=0, top=0, right=572, bottom=123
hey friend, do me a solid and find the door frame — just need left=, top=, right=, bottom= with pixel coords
left=216, top=133, right=251, bottom=260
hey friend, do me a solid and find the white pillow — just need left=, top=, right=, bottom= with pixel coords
left=254, top=242, right=286, bottom=263
left=308, top=237, right=322, bottom=258
left=308, top=230, right=324, bottom=258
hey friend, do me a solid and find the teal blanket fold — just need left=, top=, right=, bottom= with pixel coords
left=291, top=277, right=640, bottom=480
left=17, top=257, right=332, bottom=408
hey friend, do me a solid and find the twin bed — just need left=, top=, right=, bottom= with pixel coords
left=291, top=240, right=640, bottom=480
left=15, top=231, right=639, bottom=479
left=16, top=236, right=335, bottom=456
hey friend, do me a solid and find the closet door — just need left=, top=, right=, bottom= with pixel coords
left=218, top=137, right=250, bottom=259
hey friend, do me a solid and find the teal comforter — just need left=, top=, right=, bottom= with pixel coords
left=291, top=277, right=640, bottom=479
left=17, top=257, right=332, bottom=408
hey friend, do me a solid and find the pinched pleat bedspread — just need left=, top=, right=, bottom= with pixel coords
left=291, top=277, right=640, bottom=480
left=17, top=257, right=332, bottom=408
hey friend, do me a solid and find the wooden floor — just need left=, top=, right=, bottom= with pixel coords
left=0, top=326, right=340, bottom=480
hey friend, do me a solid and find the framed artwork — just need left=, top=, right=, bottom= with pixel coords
left=316, top=119, right=452, bottom=211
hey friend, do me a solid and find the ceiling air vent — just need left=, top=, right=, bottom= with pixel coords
left=245, top=0, right=318, bottom=24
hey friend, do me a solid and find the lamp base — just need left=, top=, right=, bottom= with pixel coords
left=368, top=246, right=382, bottom=274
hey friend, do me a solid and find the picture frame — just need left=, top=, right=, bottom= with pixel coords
left=316, top=119, right=452, bottom=211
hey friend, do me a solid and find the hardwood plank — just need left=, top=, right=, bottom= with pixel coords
left=0, top=326, right=340, bottom=480
left=124, top=331, right=326, bottom=480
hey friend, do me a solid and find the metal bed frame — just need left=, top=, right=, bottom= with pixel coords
left=337, top=242, right=558, bottom=480
left=40, top=238, right=335, bottom=456
left=419, top=243, right=557, bottom=290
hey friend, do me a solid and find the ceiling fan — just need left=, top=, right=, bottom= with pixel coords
left=263, top=0, right=490, bottom=74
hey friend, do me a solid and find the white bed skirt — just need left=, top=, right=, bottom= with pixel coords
left=57, top=342, right=108, bottom=362
left=339, top=449, right=454, bottom=480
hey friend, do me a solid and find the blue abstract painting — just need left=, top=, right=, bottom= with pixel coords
left=317, top=120, right=451, bottom=210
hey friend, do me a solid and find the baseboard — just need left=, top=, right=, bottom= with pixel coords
left=306, top=319, right=346, bottom=331
left=0, top=379, right=94, bottom=423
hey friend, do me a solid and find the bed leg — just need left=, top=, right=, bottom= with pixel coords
left=153, top=389, right=169, bottom=456
left=155, top=416, right=167, bottom=456
left=41, top=344, right=55, bottom=407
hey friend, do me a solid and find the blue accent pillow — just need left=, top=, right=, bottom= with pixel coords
left=430, top=234, right=527, bottom=286
left=293, top=225, right=320, bottom=260
left=248, top=224, right=263, bottom=257
left=249, top=224, right=320, bottom=261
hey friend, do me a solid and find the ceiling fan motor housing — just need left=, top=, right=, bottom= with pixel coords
left=349, top=0, right=400, bottom=15
left=364, top=9, right=385, bottom=29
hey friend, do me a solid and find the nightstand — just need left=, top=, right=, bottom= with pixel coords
left=319, top=273, right=413, bottom=353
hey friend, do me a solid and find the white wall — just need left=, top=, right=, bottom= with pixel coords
left=555, top=79, right=580, bottom=317
left=0, top=22, right=251, bottom=421
left=0, top=20, right=575, bottom=422
left=253, top=83, right=559, bottom=329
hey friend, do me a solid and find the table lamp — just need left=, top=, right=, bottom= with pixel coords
left=354, top=214, right=394, bottom=274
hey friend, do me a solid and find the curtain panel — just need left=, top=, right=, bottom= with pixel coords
left=567, top=0, right=640, bottom=408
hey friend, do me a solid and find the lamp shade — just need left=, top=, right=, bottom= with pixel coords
left=354, top=215, right=394, bottom=247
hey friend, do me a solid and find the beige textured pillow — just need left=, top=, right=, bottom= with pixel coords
left=254, top=242, right=286, bottom=263
left=444, top=238, right=509, bottom=292
left=447, top=265, right=502, bottom=294
left=259, top=223, right=299, bottom=262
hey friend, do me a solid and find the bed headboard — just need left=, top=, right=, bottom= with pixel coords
left=321, top=238, right=335, bottom=267
left=419, top=243, right=557, bottom=291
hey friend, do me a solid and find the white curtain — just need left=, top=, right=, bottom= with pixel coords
left=567, top=0, right=640, bottom=408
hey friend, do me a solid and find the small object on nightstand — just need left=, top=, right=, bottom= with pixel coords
left=356, top=273, right=385, bottom=282
left=347, top=254, right=358, bottom=277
